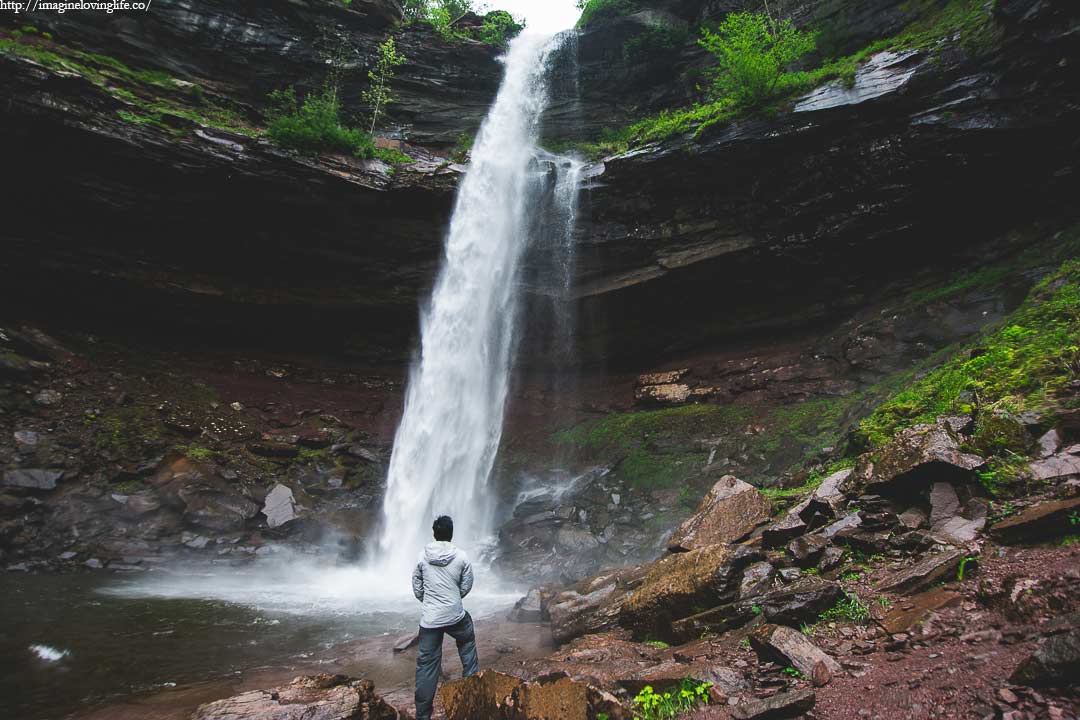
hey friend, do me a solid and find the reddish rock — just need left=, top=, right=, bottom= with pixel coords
left=875, top=548, right=964, bottom=595
left=991, top=497, right=1080, bottom=543
left=879, top=587, right=962, bottom=634
left=192, top=674, right=409, bottom=720
left=667, top=476, right=771, bottom=552
left=863, top=423, right=984, bottom=492
left=750, top=624, right=842, bottom=686
left=731, top=689, right=815, bottom=719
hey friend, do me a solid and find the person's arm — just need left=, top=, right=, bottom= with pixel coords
left=412, top=561, right=425, bottom=602
left=459, top=557, right=474, bottom=599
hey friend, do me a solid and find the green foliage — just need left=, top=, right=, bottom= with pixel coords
left=631, top=679, right=712, bottom=720
left=1062, top=535, right=1080, bottom=548
left=1070, top=511, right=1079, bottom=527
left=857, top=259, right=1080, bottom=447
left=175, top=445, right=217, bottom=461
left=576, top=0, right=637, bottom=28
left=116, top=109, right=170, bottom=130
left=475, top=10, right=525, bottom=46
left=266, top=85, right=376, bottom=158
left=782, top=666, right=804, bottom=679
left=975, top=452, right=1029, bottom=497
left=560, top=0, right=998, bottom=155
left=699, top=12, right=817, bottom=107
left=956, top=556, right=976, bottom=582
left=644, top=639, right=670, bottom=649
left=451, top=131, right=474, bottom=163
left=403, top=1, right=523, bottom=44
left=820, top=591, right=871, bottom=624
left=362, top=36, right=406, bottom=133
left=875, top=595, right=892, bottom=610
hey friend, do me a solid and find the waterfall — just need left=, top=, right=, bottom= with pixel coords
left=374, top=31, right=580, bottom=577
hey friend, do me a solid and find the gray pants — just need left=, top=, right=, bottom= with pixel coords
left=414, top=611, right=479, bottom=720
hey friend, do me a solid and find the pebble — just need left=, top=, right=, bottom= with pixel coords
left=998, top=688, right=1019, bottom=705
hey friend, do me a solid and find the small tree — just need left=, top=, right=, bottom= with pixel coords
left=699, top=11, right=816, bottom=107
left=362, top=36, right=406, bottom=133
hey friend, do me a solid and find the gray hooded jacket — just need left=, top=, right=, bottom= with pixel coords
left=411, top=541, right=474, bottom=628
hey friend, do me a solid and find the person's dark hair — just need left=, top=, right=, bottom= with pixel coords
left=432, top=515, right=454, bottom=541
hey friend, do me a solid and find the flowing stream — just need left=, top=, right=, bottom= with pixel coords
left=375, top=30, right=582, bottom=576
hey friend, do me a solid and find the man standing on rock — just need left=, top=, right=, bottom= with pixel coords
left=412, top=515, right=479, bottom=720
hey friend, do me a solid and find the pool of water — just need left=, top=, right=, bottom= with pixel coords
left=1, top=555, right=523, bottom=720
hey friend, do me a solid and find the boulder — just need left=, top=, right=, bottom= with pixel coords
left=928, top=482, right=961, bottom=529
left=787, top=534, right=828, bottom=564
left=1010, top=628, right=1080, bottom=687
left=731, top=689, right=815, bottom=719
left=263, top=483, right=299, bottom=528
left=438, top=670, right=521, bottom=720
left=750, top=624, right=842, bottom=686
left=864, top=423, right=984, bottom=492
left=438, top=670, right=630, bottom=720
left=393, top=632, right=419, bottom=653
left=739, top=562, right=776, bottom=599
left=990, top=497, right=1080, bottom=543
left=620, top=544, right=747, bottom=640
left=898, top=507, right=928, bottom=530
left=179, top=483, right=260, bottom=532
left=1036, top=428, right=1063, bottom=458
left=761, top=499, right=810, bottom=548
left=876, top=548, right=964, bottom=595
left=507, top=588, right=545, bottom=623
left=548, top=565, right=646, bottom=644
left=1028, top=451, right=1080, bottom=482
left=667, top=475, right=771, bottom=552
left=2, top=468, right=61, bottom=490
left=755, top=579, right=844, bottom=626
left=803, top=468, right=853, bottom=521
left=191, top=674, right=409, bottom=720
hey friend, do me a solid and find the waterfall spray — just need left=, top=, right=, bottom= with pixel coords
left=373, top=31, right=580, bottom=578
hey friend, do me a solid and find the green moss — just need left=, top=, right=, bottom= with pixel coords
left=858, top=258, right=1080, bottom=447
left=174, top=445, right=217, bottom=461
left=559, top=0, right=999, bottom=156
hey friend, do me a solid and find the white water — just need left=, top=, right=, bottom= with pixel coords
left=373, top=31, right=579, bottom=579
left=90, top=31, right=582, bottom=627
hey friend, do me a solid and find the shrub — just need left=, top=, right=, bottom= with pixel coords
left=362, top=36, right=406, bottom=133
left=576, top=0, right=636, bottom=28
left=475, top=10, right=524, bottom=46
left=632, top=679, right=712, bottom=720
left=699, top=11, right=817, bottom=107
left=266, top=85, right=375, bottom=158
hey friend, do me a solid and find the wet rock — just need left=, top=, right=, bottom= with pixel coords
left=929, top=482, right=962, bottom=529
left=508, top=588, right=545, bottom=623
left=787, top=534, right=829, bottom=564
left=739, top=562, right=776, bottom=599
left=817, top=513, right=862, bottom=540
left=880, top=587, right=962, bottom=634
left=192, top=673, right=408, bottom=719
left=621, top=544, right=746, bottom=640
left=438, top=670, right=522, bottom=719
left=1036, top=428, right=1064, bottom=458
left=3, top=468, right=62, bottom=491
left=898, top=507, right=928, bottom=530
left=755, top=579, right=844, bottom=626
left=991, top=496, right=1080, bottom=543
left=751, top=624, right=842, bottom=686
left=762, top=499, right=810, bottom=548
left=818, top=546, right=845, bottom=572
left=876, top=548, right=964, bottom=595
left=667, top=475, right=771, bottom=552
left=1010, top=628, right=1080, bottom=687
left=864, top=423, right=984, bottom=492
left=33, top=389, right=62, bottom=406
left=549, top=565, right=646, bottom=644
left=804, top=468, right=853, bottom=520
left=179, top=484, right=260, bottom=533
left=248, top=442, right=300, bottom=459
left=262, top=483, right=299, bottom=528
left=509, top=674, right=629, bottom=720
left=777, top=568, right=803, bottom=583
left=393, top=631, right=419, bottom=653
left=731, top=688, right=815, bottom=719
left=1027, top=451, right=1080, bottom=482
left=120, top=490, right=162, bottom=518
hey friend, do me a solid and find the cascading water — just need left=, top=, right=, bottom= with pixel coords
left=374, top=30, right=582, bottom=578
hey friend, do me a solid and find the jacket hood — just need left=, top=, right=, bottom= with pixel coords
left=424, top=541, right=458, bottom=567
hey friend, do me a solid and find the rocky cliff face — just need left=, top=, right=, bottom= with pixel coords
left=560, top=0, right=1080, bottom=364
